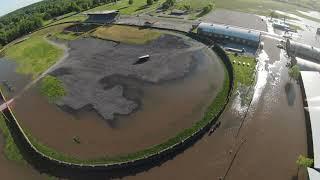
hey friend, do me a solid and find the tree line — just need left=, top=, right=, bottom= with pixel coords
left=0, top=0, right=117, bottom=47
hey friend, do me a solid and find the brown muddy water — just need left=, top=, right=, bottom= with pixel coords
left=0, top=58, right=47, bottom=179
left=6, top=44, right=225, bottom=159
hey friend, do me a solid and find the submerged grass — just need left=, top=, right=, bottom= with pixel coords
left=39, top=75, right=66, bottom=103
left=214, top=0, right=311, bottom=16
left=86, top=0, right=165, bottom=15
left=4, top=36, right=63, bottom=78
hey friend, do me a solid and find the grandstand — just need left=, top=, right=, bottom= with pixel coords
left=84, top=10, right=120, bottom=24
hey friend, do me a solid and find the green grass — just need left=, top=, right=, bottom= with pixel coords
left=4, top=36, right=63, bottom=78
left=92, top=25, right=162, bottom=44
left=86, top=0, right=165, bottom=15
left=39, top=75, right=66, bottom=103
left=0, top=114, right=24, bottom=163
left=53, top=32, right=81, bottom=41
left=228, top=53, right=256, bottom=88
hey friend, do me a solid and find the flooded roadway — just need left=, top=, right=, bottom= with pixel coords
left=125, top=37, right=308, bottom=180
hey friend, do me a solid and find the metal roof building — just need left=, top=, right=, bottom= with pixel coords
left=197, top=22, right=261, bottom=47
left=301, top=71, right=320, bottom=170
left=286, top=40, right=320, bottom=63
left=84, top=10, right=119, bottom=23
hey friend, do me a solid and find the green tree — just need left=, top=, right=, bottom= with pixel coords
left=288, top=65, right=300, bottom=81
left=183, top=4, right=191, bottom=11
left=296, top=155, right=313, bottom=176
left=129, top=0, right=133, bottom=5
left=147, top=0, right=153, bottom=5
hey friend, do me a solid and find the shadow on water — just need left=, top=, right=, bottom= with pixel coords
left=285, top=82, right=296, bottom=106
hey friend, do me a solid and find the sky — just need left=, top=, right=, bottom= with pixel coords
left=0, top=0, right=43, bottom=17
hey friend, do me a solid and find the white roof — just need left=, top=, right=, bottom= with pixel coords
left=308, top=168, right=320, bottom=180
left=301, top=71, right=320, bottom=169
left=198, top=22, right=261, bottom=42
left=84, top=10, right=119, bottom=15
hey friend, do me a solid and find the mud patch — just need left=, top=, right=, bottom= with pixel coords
left=52, top=34, right=205, bottom=121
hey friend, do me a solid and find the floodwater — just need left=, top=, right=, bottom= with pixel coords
left=0, top=58, right=31, bottom=98
left=124, top=37, right=307, bottom=180
left=0, top=58, right=46, bottom=179
left=0, top=134, right=46, bottom=180
left=10, top=46, right=225, bottom=159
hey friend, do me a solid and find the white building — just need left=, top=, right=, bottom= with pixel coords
left=197, top=22, right=261, bottom=47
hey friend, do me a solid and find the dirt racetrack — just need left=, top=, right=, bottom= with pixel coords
left=13, top=32, right=226, bottom=159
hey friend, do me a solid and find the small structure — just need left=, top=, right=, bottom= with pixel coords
left=272, top=19, right=290, bottom=31
left=286, top=39, right=320, bottom=63
left=84, top=10, right=120, bottom=23
left=197, top=22, right=261, bottom=47
left=170, top=9, right=187, bottom=16
left=225, top=47, right=245, bottom=53
left=317, top=28, right=320, bottom=35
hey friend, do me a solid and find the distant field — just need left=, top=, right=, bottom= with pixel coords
left=86, top=0, right=165, bottom=15
left=40, top=75, right=66, bottom=103
left=175, top=0, right=214, bottom=10
left=92, top=25, right=162, bottom=44
left=214, top=0, right=310, bottom=16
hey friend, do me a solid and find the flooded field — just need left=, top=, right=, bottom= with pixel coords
left=3, top=34, right=225, bottom=159
left=125, top=36, right=307, bottom=180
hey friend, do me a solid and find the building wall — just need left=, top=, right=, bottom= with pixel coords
left=197, top=27, right=260, bottom=47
